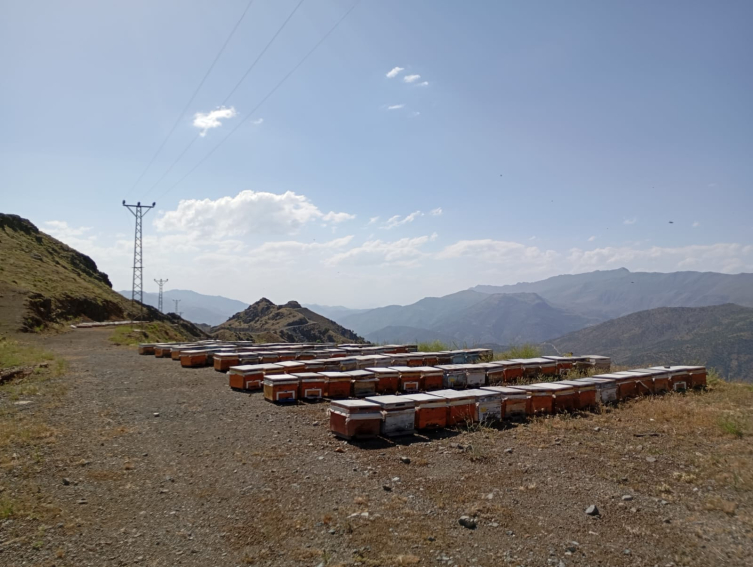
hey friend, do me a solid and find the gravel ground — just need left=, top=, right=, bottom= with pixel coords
left=1, top=328, right=751, bottom=566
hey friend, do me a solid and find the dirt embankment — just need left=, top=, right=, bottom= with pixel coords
left=0, top=329, right=751, bottom=566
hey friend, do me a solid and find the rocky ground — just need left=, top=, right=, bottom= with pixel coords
left=1, top=328, right=752, bottom=566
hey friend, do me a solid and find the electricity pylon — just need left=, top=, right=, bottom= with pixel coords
left=154, top=278, right=168, bottom=313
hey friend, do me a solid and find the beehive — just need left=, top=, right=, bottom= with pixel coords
left=683, top=365, right=707, bottom=389
left=275, top=351, right=297, bottom=362
left=583, top=355, right=612, bottom=373
left=593, top=373, right=637, bottom=400
left=292, top=372, right=326, bottom=400
left=481, top=386, right=531, bottom=418
left=153, top=345, right=172, bottom=358
left=584, top=375, right=620, bottom=402
left=465, top=388, right=503, bottom=422
left=366, top=367, right=400, bottom=394
left=180, top=350, right=211, bottom=368
left=416, top=366, right=443, bottom=391
left=355, top=355, right=392, bottom=369
left=620, top=369, right=657, bottom=395
left=542, top=356, right=577, bottom=375
left=258, top=351, right=281, bottom=364
left=302, top=359, right=327, bottom=372
left=329, top=400, right=382, bottom=440
left=263, top=374, right=300, bottom=403
left=346, top=370, right=378, bottom=397
left=430, top=389, right=477, bottom=426
left=422, top=353, right=439, bottom=366
left=365, top=395, right=416, bottom=437
left=555, top=380, right=597, bottom=410
left=319, top=372, right=352, bottom=399
left=275, top=360, right=307, bottom=374
left=337, top=357, right=359, bottom=372
left=464, top=365, right=487, bottom=388
left=435, top=365, right=468, bottom=389
left=650, top=366, right=693, bottom=391
left=213, top=352, right=241, bottom=372
left=402, top=393, right=447, bottom=430
left=138, top=343, right=156, bottom=355
left=227, top=363, right=279, bottom=391
left=390, top=366, right=422, bottom=393
left=483, top=363, right=508, bottom=385
left=507, top=385, right=553, bottom=415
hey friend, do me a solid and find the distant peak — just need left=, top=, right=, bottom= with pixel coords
left=283, top=300, right=302, bottom=309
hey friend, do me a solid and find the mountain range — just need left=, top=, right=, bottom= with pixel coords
left=117, top=289, right=248, bottom=326
left=547, top=303, right=753, bottom=381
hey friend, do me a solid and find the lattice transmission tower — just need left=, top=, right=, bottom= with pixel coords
left=122, top=201, right=156, bottom=315
left=154, top=278, right=168, bottom=313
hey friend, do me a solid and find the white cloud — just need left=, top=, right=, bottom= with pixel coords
left=418, top=81, right=429, bottom=87
left=588, top=235, right=596, bottom=242
left=251, top=118, right=263, bottom=125
left=623, top=217, right=637, bottom=225
left=44, top=221, right=93, bottom=239
left=429, top=208, right=442, bottom=216
left=193, top=106, right=237, bottom=136
left=326, top=234, right=437, bottom=267
left=386, top=66, right=404, bottom=78
left=367, top=216, right=380, bottom=225
left=403, top=74, right=421, bottom=83
left=387, top=104, right=405, bottom=110
left=410, top=111, right=421, bottom=117
left=154, top=190, right=354, bottom=238
left=437, top=239, right=559, bottom=267
left=692, top=221, right=700, bottom=228
left=382, top=211, right=423, bottom=229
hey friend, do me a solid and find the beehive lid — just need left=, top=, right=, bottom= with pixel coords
left=434, top=364, right=466, bottom=371
left=330, top=399, right=381, bottom=412
left=619, top=369, right=654, bottom=378
left=586, top=355, right=611, bottom=361
left=344, top=370, right=376, bottom=378
left=365, top=367, right=399, bottom=375
left=291, top=372, right=323, bottom=379
left=277, top=361, right=305, bottom=368
left=214, top=352, right=241, bottom=358
left=481, top=386, right=530, bottom=396
left=649, top=365, right=692, bottom=373
left=264, top=374, right=299, bottom=384
left=557, top=380, right=596, bottom=389
left=465, top=388, right=502, bottom=400
left=519, top=383, right=575, bottom=392
left=228, top=363, right=280, bottom=373
left=365, top=395, right=416, bottom=409
left=429, top=389, right=475, bottom=401
left=401, top=393, right=445, bottom=404
left=388, top=366, right=416, bottom=372
left=414, top=366, right=442, bottom=374
left=592, top=373, right=629, bottom=379
left=319, top=372, right=351, bottom=380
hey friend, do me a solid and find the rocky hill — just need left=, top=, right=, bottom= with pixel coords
left=548, top=303, right=753, bottom=381
left=213, top=298, right=365, bottom=344
left=0, top=212, right=205, bottom=339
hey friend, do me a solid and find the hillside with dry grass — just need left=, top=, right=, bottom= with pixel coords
left=213, top=297, right=365, bottom=343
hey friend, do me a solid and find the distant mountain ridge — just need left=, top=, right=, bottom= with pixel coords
left=213, top=298, right=365, bottom=344
left=118, top=289, right=248, bottom=326
left=548, top=303, right=753, bottom=381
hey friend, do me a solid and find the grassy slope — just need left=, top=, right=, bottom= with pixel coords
left=551, top=304, right=753, bottom=381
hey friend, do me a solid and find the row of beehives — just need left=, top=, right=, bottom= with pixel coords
left=329, top=365, right=709, bottom=440
left=224, top=355, right=612, bottom=399
left=138, top=340, right=494, bottom=367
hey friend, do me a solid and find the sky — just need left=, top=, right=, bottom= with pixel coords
left=2, top=0, right=752, bottom=308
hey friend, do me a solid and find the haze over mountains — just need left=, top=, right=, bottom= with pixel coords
left=118, top=289, right=247, bottom=326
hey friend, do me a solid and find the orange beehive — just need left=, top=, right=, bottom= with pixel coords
left=630, top=368, right=670, bottom=394
left=542, top=356, right=576, bottom=375
left=276, top=351, right=297, bottom=362
left=574, top=376, right=618, bottom=403
left=481, top=386, right=531, bottom=419
left=292, top=372, right=326, bottom=400
left=650, top=366, right=692, bottom=391
left=416, top=366, right=443, bottom=391
left=366, top=367, right=400, bottom=394
left=138, top=344, right=156, bottom=355
left=619, top=370, right=657, bottom=395
left=422, top=354, right=439, bottom=366
left=153, top=345, right=172, bottom=358
left=180, top=350, right=211, bottom=368
left=275, top=360, right=306, bottom=374
left=227, top=363, right=279, bottom=391
left=556, top=380, right=598, bottom=410
left=430, top=389, right=477, bottom=426
left=263, top=374, right=300, bottom=403
left=508, top=385, right=553, bottom=415
left=302, top=359, right=327, bottom=372
left=484, top=364, right=508, bottom=385
left=355, top=355, right=392, bottom=369
left=320, top=372, right=352, bottom=399
left=259, top=351, right=281, bottom=363
left=329, top=400, right=382, bottom=440
left=684, top=366, right=707, bottom=389
left=498, top=361, right=524, bottom=382
left=213, top=352, right=241, bottom=372
left=466, top=388, right=503, bottom=422
left=402, top=393, right=447, bottom=429
left=346, top=370, right=379, bottom=397
left=610, top=372, right=641, bottom=399
left=390, top=366, right=422, bottom=393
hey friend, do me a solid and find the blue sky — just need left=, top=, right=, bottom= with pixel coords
left=2, top=0, right=752, bottom=307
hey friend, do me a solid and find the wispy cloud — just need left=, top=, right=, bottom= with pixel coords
left=410, top=111, right=421, bottom=117
left=387, top=104, right=405, bottom=110
left=623, top=217, right=637, bottom=225
left=326, top=233, right=437, bottom=267
left=429, top=208, right=442, bottom=216
left=692, top=221, right=700, bottom=228
left=403, top=74, right=421, bottom=83
left=382, top=211, right=423, bottom=229
left=418, top=81, right=429, bottom=87
left=386, top=66, right=404, bottom=79
left=367, top=216, right=380, bottom=225
left=193, top=106, right=237, bottom=137
left=251, top=118, right=263, bottom=125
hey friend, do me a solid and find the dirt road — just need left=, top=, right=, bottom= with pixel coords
left=1, top=328, right=751, bottom=566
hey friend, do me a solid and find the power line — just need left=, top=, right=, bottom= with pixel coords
left=155, top=0, right=361, bottom=200
left=143, top=0, right=309, bottom=200
left=125, top=0, right=256, bottom=198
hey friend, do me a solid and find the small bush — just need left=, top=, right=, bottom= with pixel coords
left=494, top=344, right=541, bottom=360
left=719, top=416, right=745, bottom=438
left=416, top=340, right=451, bottom=352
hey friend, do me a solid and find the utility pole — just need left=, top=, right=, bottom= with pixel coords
left=173, top=299, right=181, bottom=315
left=154, top=278, right=168, bottom=313
left=122, top=200, right=155, bottom=319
